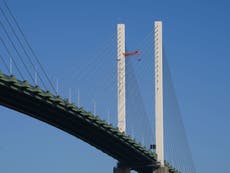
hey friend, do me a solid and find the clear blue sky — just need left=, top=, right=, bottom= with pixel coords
left=0, top=0, right=230, bottom=173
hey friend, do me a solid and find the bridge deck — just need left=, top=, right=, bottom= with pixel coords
left=0, top=72, right=161, bottom=172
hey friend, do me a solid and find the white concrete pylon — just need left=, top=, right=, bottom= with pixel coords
left=155, top=21, right=164, bottom=166
left=117, top=24, right=126, bottom=133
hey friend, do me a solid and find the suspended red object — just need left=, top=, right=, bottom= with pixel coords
left=123, top=50, right=141, bottom=58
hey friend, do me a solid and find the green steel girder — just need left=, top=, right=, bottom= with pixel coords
left=0, top=71, right=180, bottom=173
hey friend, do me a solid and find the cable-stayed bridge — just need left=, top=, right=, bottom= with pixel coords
left=0, top=1, right=196, bottom=173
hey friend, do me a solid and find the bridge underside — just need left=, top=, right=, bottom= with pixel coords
left=115, top=162, right=160, bottom=173
left=0, top=74, right=159, bottom=172
left=114, top=163, right=168, bottom=173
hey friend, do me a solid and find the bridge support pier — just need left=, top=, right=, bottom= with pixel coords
left=153, top=167, right=168, bottom=173
left=136, top=166, right=168, bottom=173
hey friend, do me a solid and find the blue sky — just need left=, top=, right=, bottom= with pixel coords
left=0, top=0, right=230, bottom=173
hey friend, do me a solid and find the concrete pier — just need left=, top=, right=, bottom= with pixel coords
left=154, top=167, right=168, bottom=173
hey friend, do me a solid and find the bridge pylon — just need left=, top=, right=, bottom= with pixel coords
left=117, top=23, right=126, bottom=133
left=154, top=21, right=168, bottom=173
left=113, top=21, right=169, bottom=173
left=155, top=21, right=165, bottom=167
left=153, top=167, right=168, bottom=173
